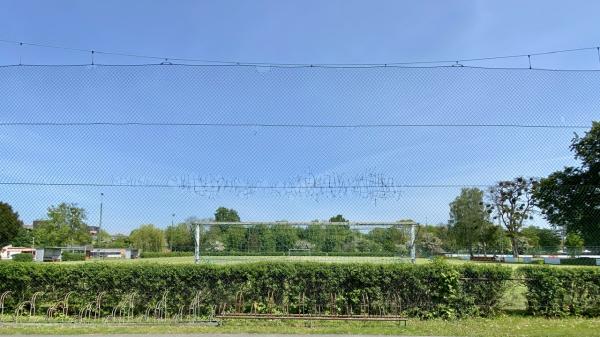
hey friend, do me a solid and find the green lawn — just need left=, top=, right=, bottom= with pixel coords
left=0, top=315, right=599, bottom=336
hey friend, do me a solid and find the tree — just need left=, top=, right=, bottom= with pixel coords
left=535, top=122, right=600, bottom=249
left=129, top=224, right=165, bottom=252
left=329, top=214, right=347, bottom=222
left=487, top=177, right=538, bottom=258
left=33, top=203, right=91, bottom=246
left=214, top=207, right=240, bottom=222
left=521, top=226, right=561, bottom=254
left=0, top=202, right=23, bottom=247
left=448, top=188, right=489, bottom=257
left=11, top=226, right=33, bottom=247
left=165, top=221, right=194, bottom=251
left=565, top=232, right=584, bottom=257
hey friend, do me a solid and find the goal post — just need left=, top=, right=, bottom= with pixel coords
left=192, top=220, right=418, bottom=264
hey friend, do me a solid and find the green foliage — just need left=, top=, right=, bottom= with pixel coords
left=214, top=207, right=240, bottom=222
left=560, top=257, right=597, bottom=266
left=0, top=201, right=24, bottom=247
left=535, top=122, right=600, bottom=248
left=449, top=188, right=490, bottom=256
left=565, top=233, right=585, bottom=257
left=329, top=214, right=347, bottom=222
left=165, top=221, right=194, bottom=251
left=140, top=251, right=194, bottom=258
left=129, top=224, right=165, bottom=252
left=521, top=226, right=561, bottom=254
left=487, top=177, right=538, bottom=257
left=11, top=253, right=33, bottom=262
left=0, top=261, right=512, bottom=318
left=521, top=266, right=600, bottom=317
left=33, top=203, right=91, bottom=246
left=61, top=252, right=86, bottom=261
left=10, top=226, right=33, bottom=247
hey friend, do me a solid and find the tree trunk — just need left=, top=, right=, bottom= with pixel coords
left=510, top=236, right=519, bottom=258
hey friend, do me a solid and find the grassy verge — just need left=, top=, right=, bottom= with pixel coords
left=0, top=315, right=599, bottom=336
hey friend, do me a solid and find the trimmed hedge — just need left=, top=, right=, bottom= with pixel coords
left=520, top=266, right=600, bottom=317
left=139, top=251, right=398, bottom=258
left=0, top=261, right=511, bottom=318
left=11, top=253, right=33, bottom=262
left=560, top=257, right=597, bottom=266
left=61, top=252, right=86, bottom=261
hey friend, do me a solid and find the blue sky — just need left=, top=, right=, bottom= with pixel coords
left=0, top=1, right=599, bottom=233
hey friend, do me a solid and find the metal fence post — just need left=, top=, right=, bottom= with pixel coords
left=410, top=223, right=416, bottom=264
left=194, top=223, right=201, bottom=264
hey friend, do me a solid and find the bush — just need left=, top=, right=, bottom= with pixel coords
left=140, top=251, right=194, bottom=258
left=11, top=253, right=33, bottom=262
left=0, top=261, right=512, bottom=318
left=61, top=252, right=86, bottom=261
left=560, top=257, right=597, bottom=266
left=520, top=266, right=600, bottom=317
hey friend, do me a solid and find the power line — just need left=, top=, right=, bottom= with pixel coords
left=0, top=121, right=589, bottom=129
left=1, top=38, right=599, bottom=68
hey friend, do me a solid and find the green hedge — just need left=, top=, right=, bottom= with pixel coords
left=520, top=266, right=600, bottom=317
left=139, top=251, right=398, bottom=258
left=11, top=253, right=33, bottom=262
left=560, top=257, right=598, bottom=266
left=0, top=261, right=511, bottom=318
left=61, top=252, right=86, bottom=261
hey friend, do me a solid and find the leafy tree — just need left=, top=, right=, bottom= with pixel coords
left=214, top=207, right=240, bottom=222
left=272, top=224, right=299, bottom=251
left=0, top=202, right=23, bottom=247
left=565, top=232, right=584, bottom=257
left=487, top=177, right=538, bottom=258
left=165, top=221, right=194, bottom=251
left=33, top=203, right=91, bottom=246
left=448, top=188, right=489, bottom=257
left=329, top=214, right=347, bottom=222
left=535, top=122, right=600, bottom=248
left=11, top=226, right=33, bottom=247
left=129, top=224, right=165, bottom=252
left=521, top=226, right=561, bottom=254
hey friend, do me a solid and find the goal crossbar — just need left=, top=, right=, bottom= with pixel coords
left=193, top=220, right=418, bottom=264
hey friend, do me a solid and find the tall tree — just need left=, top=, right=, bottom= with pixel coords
left=165, top=221, right=194, bottom=251
left=448, top=188, right=489, bottom=257
left=0, top=202, right=23, bottom=247
left=487, top=177, right=537, bottom=258
left=535, top=122, right=600, bottom=248
left=129, top=224, right=165, bottom=252
left=33, top=203, right=91, bottom=246
left=214, top=207, right=241, bottom=222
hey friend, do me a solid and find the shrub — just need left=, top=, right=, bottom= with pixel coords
left=520, top=266, right=600, bottom=317
left=11, top=253, right=33, bottom=262
left=559, top=257, right=597, bottom=266
left=0, top=261, right=511, bottom=318
left=61, top=252, right=86, bottom=261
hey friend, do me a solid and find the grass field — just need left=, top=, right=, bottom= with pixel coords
left=0, top=315, right=599, bottom=336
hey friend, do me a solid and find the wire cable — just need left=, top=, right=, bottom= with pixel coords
left=1, top=38, right=599, bottom=68
left=0, top=121, right=589, bottom=129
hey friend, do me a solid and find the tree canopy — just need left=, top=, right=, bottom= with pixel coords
left=0, top=201, right=23, bottom=247
left=535, top=122, right=600, bottom=248
left=33, top=203, right=91, bottom=247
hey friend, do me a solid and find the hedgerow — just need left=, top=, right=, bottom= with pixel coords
left=0, top=261, right=511, bottom=318
left=520, top=266, right=600, bottom=317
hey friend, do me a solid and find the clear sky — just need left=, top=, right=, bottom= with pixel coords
left=0, top=0, right=599, bottom=233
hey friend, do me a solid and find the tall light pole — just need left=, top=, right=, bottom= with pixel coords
left=97, top=193, right=104, bottom=246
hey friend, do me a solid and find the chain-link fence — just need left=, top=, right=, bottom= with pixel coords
left=0, top=64, right=598, bottom=264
